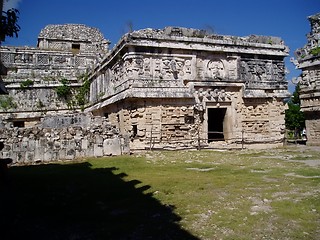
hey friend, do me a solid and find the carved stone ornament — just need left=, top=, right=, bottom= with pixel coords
left=193, top=87, right=231, bottom=111
left=207, top=60, right=225, bottom=80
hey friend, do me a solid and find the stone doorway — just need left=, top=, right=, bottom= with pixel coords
left=207, top=108, right=227, bottom=142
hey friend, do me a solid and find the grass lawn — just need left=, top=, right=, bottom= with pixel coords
left=1, top=146, right=319, bottom=239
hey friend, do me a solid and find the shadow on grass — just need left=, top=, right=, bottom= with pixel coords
left=1, top=162, right=199, bottom=240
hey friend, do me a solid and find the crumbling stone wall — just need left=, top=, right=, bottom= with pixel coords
left=0, top=114, right=128, bottom=164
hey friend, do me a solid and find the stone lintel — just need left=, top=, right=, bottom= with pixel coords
left=184, top=80, right=243, bottom=88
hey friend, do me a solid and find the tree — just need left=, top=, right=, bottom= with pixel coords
left=291, top=83, right=300, bottom=104
left=0, top=7, right=20, bottom=43
left=285, top=83, right=305, bottom=131
left=0, top=2, right=20, bottom=94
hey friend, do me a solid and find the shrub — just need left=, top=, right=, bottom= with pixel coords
left=20, top=79, right=34, bottom=89
left=55, top=78, right=71, bottom=100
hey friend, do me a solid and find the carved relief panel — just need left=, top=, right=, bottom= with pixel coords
left=110, top=53, right=194, bottom=83
left=300, top=69, right=320, bottom=88
left=196, top=55, right=239, bottom=81
left=192, top=87, right=232, bottom=111
left=240, top=58, right=285, bottom=84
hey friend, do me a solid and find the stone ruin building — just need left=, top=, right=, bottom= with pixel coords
left=0, top=24, right=290, bottom=163
left=293, top=13, right=320, bottom=145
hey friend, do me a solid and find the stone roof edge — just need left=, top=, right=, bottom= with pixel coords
left=130, top=31, right=286, bottom=48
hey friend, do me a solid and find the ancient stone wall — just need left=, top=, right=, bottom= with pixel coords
left=0, top=47, right=96, bottom=113
left=0, top=113, right=128, bottom=164
left=0, top=24, right=109, bottom=121
left=88, top=27, right=289, bottom=149
left=95, top=94, right=285, bottom=150
left=0, top=24, right=290, bottom=157
left=241, top=98, right=286, bottom=144
left=102, top=99, right=202, bottom=150
left=293, top=13, right=320, bottom=145
left=304, top=112, right=320, bottom=144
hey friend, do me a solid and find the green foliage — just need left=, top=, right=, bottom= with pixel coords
left=75, top=74, right=90, bottom=110
left=55, top=78, right=71, bottom=100
left=20, top=79, right=34, bottom=89
left=309, top=47, right=320, bottom=56
left=285, top=83, right=305, bottom=130
left=291, top=84, right=300, bottom=104
left=0, top=8, right=20, bottom=42
left=285, top=102, right=305, bottom=130
left=54, top=75, right=91, bottom=110
left=0, top=95, right=17, bottom=110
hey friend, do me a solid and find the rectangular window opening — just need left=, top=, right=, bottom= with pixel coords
left=13, top=121, right=25, bottom=128
left=71, top=43, right=80, bottom=54
left=72, top=43, right=80, bottom=50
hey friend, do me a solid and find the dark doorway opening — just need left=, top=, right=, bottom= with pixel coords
left=208, top=108, right=226, bottom=142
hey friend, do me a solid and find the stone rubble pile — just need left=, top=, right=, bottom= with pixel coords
left=0, top=114, right=128, bottom=164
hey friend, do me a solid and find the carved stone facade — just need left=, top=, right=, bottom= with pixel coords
left=293, top=13, right=320, bottom=145
left=87, top=27, right=289, bottom=150
left=0, top=24, right=290, bottom=161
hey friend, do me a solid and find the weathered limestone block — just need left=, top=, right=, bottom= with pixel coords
left=103, top=138, right=121, bottom=156
left=65, top=149, right=76, bottom=159
left=94, top=144, right=104, bottom=157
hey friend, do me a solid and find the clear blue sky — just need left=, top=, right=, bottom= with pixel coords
left=3, top=0, right=320, bottom=92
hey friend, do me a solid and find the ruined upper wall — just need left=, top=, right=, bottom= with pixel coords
left=37, top=24, right=110, bottom=52
left=130, top=26, right=285, bottom=46
left=294, top=13, right=320, bottom=66
left=123, top=26, right=288, bottom=55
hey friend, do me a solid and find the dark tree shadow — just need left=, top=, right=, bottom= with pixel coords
left=0, top=162, right=199, bottom=240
